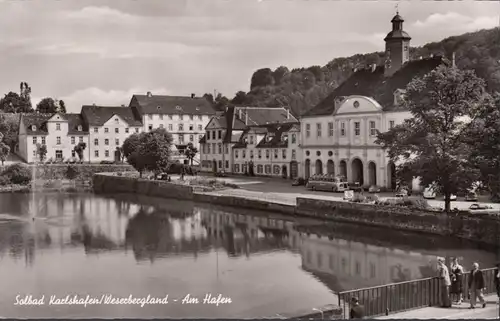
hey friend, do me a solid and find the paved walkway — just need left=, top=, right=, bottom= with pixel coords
left=377, top=295, right=499, bottom=319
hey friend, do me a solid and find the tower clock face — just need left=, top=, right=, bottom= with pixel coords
left=353, top=101, right=360, bottom=108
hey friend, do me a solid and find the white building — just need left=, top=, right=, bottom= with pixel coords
left=129, top=92, right=216, bottom=164
left=199, top=106, right=299, bottom=176
left=300, top=12, right=448, bottom=190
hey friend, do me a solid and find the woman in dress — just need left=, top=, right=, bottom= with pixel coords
left=450, top=257, right=464, bottom=304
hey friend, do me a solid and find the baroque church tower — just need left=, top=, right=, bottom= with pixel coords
left=383, top=11, right=411, bottom=77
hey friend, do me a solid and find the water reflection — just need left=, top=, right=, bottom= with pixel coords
left=0, top=192, right=496, bottom=318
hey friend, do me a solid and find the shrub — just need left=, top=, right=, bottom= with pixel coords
left=0, top=175, right=10, bottom=186
left=1, top=163, right=32, bottom=185
left=65, top=165, right=79, bottom=180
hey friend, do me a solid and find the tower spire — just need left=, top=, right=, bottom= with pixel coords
left=395, top=2, right=399, bottom=15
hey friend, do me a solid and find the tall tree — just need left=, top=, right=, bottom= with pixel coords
left=0, top=133, right=10, bottom=166
left=36, top=143, right=47, bottom=163
left=73, top=142, right=86, bottom=162
left=183, top=142, right=198, bottom=165
left=376, top=65, right=488, bottom=212
left=0, top=91, right=33, bottom=113
left=0, top=114, right=19, bottom=151
left=466, top=92, right=500, bottom=201
left=250, top=68, right=275, bottom=90
left=231, top=91, right=248, bottom=106
left=36, top=97, right=66, bottom=114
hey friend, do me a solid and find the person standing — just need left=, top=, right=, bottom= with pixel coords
left=349, top=297, right=364, bottom=319
left=437, top=257, right=452, bottom=308
left=494, top=262, right=500, bottom=301
left=450, top=257, right=464, bottom=304
left=468, top=262, right=486, bottom=309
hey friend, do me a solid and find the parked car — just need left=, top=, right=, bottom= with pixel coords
left=368, top=185, right=381, bottom=193
left=292, top=178, right=306, bottom=186
left=465, top=192, right=478, bottom=202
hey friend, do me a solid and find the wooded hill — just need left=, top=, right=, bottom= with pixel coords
left=207, top=28, right=500, bottom=117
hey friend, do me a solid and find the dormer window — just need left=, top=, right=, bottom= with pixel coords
left=175, top=106, right=181, bottom=110
left=31, top=125, right=37, bottom=131
left=77, top=125, right=82, bottom=131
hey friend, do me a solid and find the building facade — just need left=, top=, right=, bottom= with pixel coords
left=129, top=92, right=216, bottom=164
left=199, top=106, right=299, bottom=176
left=301, top=12, right=447, bottom=190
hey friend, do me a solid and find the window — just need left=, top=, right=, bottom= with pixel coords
left=32, top=125, right=37, bottom=131
left=355, top=261, right=361, bottom=275
left=328, top=122, right=334, bottom=136
left=190, top=115, right=194, bottom=120
left=225, top=145, right=229, bottom=154
left=105, top=150, right=109, bottom=157
left=41, top=137, right=46, bottom=145
left=198, top=125, right=203, bottom=131
left=178, top=124, right=184, bottom=131
left=389, top=120, right=395, bottom=129
left=32, top=137, right=37, bottom=144
left=135, top=128, right=139, bottom=133
left=218, top=143, right=222, bottom=154
left=115, top=139, right=119, bottom=145
left=179, top=114, right=184, bottom=120
left=258, top=150, right=262, bottom=159
left=77, top=125, right=82, bottom=131
left=190, top=134, right=194, bottom=142
left=257, top=165, right=263, bottom=173
left=79, top=137, right=83, bottom=143
left=340, top=122, right=346, bottom=136
left=234, top=164, right=240, bottom=172
left=207, top=144, right=211, bottom=154
left=218, top=130, right=222, bottom=139
left=265, top=165, right=271, bottom=174
left=291, top=134, right=296, bottom=144
left=95, top=150, right=99, bottom=157
left=115, top=128, right=119, bottom=134
left=105, top=139, right=109, bottom=145
left=250, top=150, right=254, bottom=159
left=189, top=124, right=193, bottom=131
left=125, top=128, right=129, bottom=133
left=168, top=124, right=173, bottom=131
left=71, top=137, right=75, bottom=144
left=274, top=149, right=278, bottom=159
left=211, top=143, right=215, bottom=153
left=72, top=150, right=75, bottom=157
left=235, top=150, right=239, bottom=158
left=159, top=124, right=164, bottom=129
left=242, top=150, right=246, bottom=158
left=55, top=150, right=63, bottom=159
left=249, top=135, right=254, bottom=144
left=56, top=123, right=61, bottom=131
left=370, top=263, right=376, bottom=278
left=94, top=127, right=98, bottom=133
left=198, top=115, right=202, bottom=121
left=225, top=161, right=229, bottom=168
left=306, top=124, right=310, bottom=138
left=316, top=123, right=322, bottom=137
left=369, top=121, right=377, bottom=136
left=33, top=150, right=36, bottom=157
left=266, top=150, right=270, bottom=159
left=94, top=139, right=99, bottom=146
left=168, top=115, right=173, bottom=120
left=104, top=127, right=109, bottom=133
left=292, top=150, right=296, bottom=160
left=354, top=122, right=360, bottom=136
left=282, top=149, right=286, bottom=159
left=56, top=137, right=61, bottom=145
left=148, top=125, right=153, bottom=131
left=273, top=165, right=280, bottom=174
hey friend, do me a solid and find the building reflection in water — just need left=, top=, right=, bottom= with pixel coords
left=0, top=192, right=496, bottom=296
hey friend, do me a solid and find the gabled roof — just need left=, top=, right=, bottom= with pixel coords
left=303, top=56, right=446, bottom=117
left=81, top=105, right=142, bottom=127
left=66, top=113, right=89, bottom=135
left=130, top=94, right=216, bottom=116
left=21, top=113, right=53, bottom=135
left=255, top=122, right=300, bottom=148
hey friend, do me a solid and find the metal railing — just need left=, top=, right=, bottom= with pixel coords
left=337, top=267, right=497, bottom=319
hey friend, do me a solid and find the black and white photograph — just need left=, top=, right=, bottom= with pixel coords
left=0, top=0, right=499, bottom=319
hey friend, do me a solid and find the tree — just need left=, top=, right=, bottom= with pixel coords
left=250, top=68, right=275, bottom=89
left=183, top=142, right=198, bottom=165
left=231, top=91, right=248, bottom=106
left=466, top=92, right=500, bottom=201
left=0, top=114, right=19, bottom=151
left=376, top=65, right=488, bottom=212
left=0, top=141, right=9, bottom=166
left=73, top=142, right=86, bottom=162
left=122, top=129, right=173, bottom=177
left=36, top=97, right=66, bottom=114
left=0, top=91, right=33, bottom=113
left=36, top=143, right=47, bottom=162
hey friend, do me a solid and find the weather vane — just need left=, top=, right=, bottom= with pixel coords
left=395, top=2, right=399, bottom=15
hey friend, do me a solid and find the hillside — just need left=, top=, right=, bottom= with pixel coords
left=213, top=28, right=500, bottom=117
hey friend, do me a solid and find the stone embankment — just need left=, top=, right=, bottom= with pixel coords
left=93, top=173, right=500, bottom=247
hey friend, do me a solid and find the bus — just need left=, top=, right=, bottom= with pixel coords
left=306, top=174, right=349, bottom=192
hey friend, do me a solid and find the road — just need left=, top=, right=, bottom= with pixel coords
left=199, top=173, right=500, bottom=211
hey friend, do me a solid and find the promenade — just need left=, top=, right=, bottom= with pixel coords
left=377, top=295, right=499, bottom=319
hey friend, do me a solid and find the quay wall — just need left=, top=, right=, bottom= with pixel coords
left=92, top=173, right=500, bottom=246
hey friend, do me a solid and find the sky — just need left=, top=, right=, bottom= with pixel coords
left=0, top=0, right=498, bottom=113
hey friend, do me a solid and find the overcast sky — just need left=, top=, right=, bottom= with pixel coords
left=0, top=0, right=498, bottom=112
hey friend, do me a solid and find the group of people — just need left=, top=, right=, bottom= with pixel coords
left=437, top=257, right=500, bottom=309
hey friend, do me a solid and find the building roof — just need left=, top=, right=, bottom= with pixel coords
left=66, top=113, right=89, bottom=135
left=81, top=105, right=142, bottom=126
left=232, top=122, right=299, bottom=149
left=130, top=94, right=216, bottom=116
left=303, top=56, right=446, bottom=117
left=20, top=113, right=53, bottom=135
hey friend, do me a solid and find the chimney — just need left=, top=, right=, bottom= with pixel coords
left=146, top=91, right=152, bottom=97
left=191, top=93, right=195, bottom=99
left=452, top=52, right=456, bottom=68
left=371, top=64, right=376, bottom=72
left=286, top=108, right=290, bottom=119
